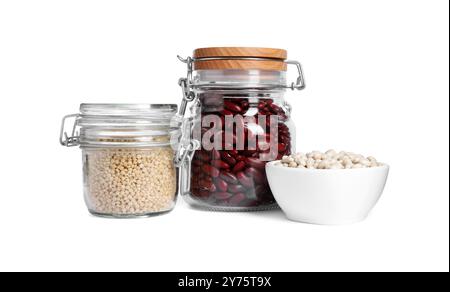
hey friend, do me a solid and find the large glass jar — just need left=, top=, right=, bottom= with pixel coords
left=60, top=104, right=181, bottom=218
left=178, top=47, right=305, bottom=211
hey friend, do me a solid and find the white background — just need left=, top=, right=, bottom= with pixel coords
left=0, top=0, right=448, bottom=272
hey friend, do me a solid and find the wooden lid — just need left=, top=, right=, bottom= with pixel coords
left=194, top=47, right=287, bottom=59
left=193, top=47, right=288, bottom=71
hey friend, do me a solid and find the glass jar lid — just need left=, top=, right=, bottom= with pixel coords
left=78, top=103, right=178, bottom=127
left=177, top=47, right=305, bottom=91
left=60, top=103, right=181, bottom=148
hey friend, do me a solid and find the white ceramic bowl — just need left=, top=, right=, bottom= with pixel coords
left=266, top=162, right=390, bottom=225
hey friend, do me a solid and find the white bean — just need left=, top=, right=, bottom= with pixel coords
left=318, top=161, right=328, bottom=169
left=360, top=159, right=371, bottom=167
left=330, top=163, right=344, bottom=169
left=367, top=156, right=377, bottom=163
left=278, top=151, right=384, bottom=170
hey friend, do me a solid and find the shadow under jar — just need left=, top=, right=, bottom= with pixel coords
left=178, top=47, right=305, bottom=211
left=60, top=104, right=180, bottom=218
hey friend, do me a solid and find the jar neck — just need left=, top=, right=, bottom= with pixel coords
left=79, top=127, right=180, bottom=148
left=193, top=69, right=287, bottom=90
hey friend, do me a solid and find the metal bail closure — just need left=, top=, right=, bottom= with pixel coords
left=173, top=116, right=199, bottom=168
left=60, top=114, right=80, bottom=147
left=173, top=117, right=200, bottom=196
left=177, top=55, right=196, bottom=118
left=174, top=56, right=199, bottom=169
left=285, top=60, right=306, bottom=90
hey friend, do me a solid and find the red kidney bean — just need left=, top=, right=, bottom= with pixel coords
left=269, top=103, right=282, bottom=114
left=244, top=167, right=265, bottom=184
left=228, top=184, right=246, bottom=193
left=236, top=171, right=254, bottom=188
left=214, top=192, right=233, bottom=200
left=281, top=128, right=290, bottom=135
left=245, top=199, right=262, bottom=207
left=229, top=193, right=246, bottom=205
left=197, top=151, right=211, bottom=162
left=221, top=109, right=233, bottom=116
left=199, top=180, right=216, bottom=192
left=246, top=157, right=266, bottom=169
left=232, top=161, right=246, bottom=173
left=193, top=159, right=203, bottom=167
left=214, top=178, right=228, bottom=192
left=254, top=184, right=268, bottom=193
left=221, top=152, right=236, bottom=166
left=212, top=149, right=221, bottom=160
left=202, top=165, right=220, bottom=178
left=219, top=171, right=239, bottom=185
left=236, top=155, right=246, bottom=162
left=255, top=185, right=273, bottom=201
left=203, top=175, right=213, bottom=183
left=278, top=143, right=287, bottom=152
left=280, top=135, right=289, bottom=144
left=195, top=190, right=210, bottom=198
left=212, top=160, right=230, bottom=169
left=241, top=149, right=257, bottom=156
left=224, top=101, right=242, bottom=113
left=279, top=113, right=288, bottom=122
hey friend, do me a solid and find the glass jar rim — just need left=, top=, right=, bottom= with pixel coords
left=80, top=103, right=177, bottom=117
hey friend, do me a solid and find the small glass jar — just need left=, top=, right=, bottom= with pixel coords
left=177, top=47, right=305, bottom=211
left=60, top=104, right=180, bottom=218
